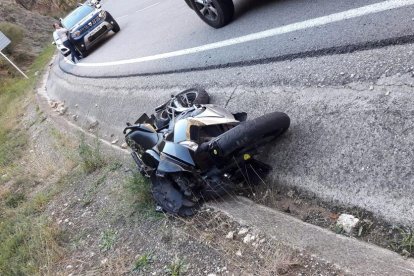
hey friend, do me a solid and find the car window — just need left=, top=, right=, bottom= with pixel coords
left=62, top=5, right=95, bottom=29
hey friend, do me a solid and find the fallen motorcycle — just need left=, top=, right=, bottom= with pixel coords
left=124, top=89, right=290, bottom=216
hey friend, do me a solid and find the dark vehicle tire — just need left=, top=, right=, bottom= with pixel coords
left=76, top=48, right=88, bottom=58
left=184, top=0, right=193, bottom=9
left=112, top=20, right=120, bottom=33
left=151, top=175, right=200, bottom=217
left=213, top=112, right=290, bottom=157
left=191, top=0, right=234, bottom=28
left=155, top=88, right=209, bottom=129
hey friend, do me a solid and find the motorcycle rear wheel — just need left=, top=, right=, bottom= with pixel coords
left=212, top=112, right=290, bottom=157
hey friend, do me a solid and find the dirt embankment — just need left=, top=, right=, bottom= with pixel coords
left=0, top=0, right=63, bottom=75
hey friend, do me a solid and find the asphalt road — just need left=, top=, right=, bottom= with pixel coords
left=60, top=0, right=414, bottom=77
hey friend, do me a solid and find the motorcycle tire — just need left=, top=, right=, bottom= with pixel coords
left=154, top=88, right=210, bottom=129
left=213, top=112, right=290, bottom=157
left=151, top=175, right=200, bottom=217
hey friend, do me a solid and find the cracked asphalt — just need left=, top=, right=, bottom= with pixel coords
left=47, top=41, right=414, bottom=225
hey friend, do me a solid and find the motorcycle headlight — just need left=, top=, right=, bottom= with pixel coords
left=98, top=11, right=106, bottom=18
left=179, top=141, right=199, bottom=151
left=72, top=30, right=81, bottom=38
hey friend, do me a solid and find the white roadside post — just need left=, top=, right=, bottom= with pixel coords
left=0, top=31, right=29, bottom=79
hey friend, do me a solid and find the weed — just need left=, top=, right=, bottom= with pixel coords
left=78, top=134, right=106, bottom=173
left=133, top=253, right=153, bottom=272
left=166, top=257, right=187, bottom=276
left=125, top=172, right=160, bottom=217
left=99, top=229, right=117, bottom=251
left=109, top=161, right=123, bottom=172
left=392, top=227, right=414, bottom=257
left=4, top=192, right=26, bottom=208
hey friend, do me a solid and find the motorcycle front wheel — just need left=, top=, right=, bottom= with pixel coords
left=155, top=88, right=209, bottom=129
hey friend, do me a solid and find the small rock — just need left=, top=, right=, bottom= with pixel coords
left=225, top=231, right=234, bottom=239
left=64, top=218, right=69, bottom=223
left=58, top=106, right=68, bottom=115
left=369, top=85, right=374, bottom=90
left=75, top=104, right=79, bottom=108
left=101, top=258, right=108, bottom=265
left=121, top=142, right=128, bottom=149
left=66, top=265, right=73, bottom=269
left=95, top=104, right=98, bottom=107
left=385, top=91, right=391, bottom=96
left=34, top=71, right=39, bottom=76
left=238, top=228, right=248, bottom=235
left=111, top=139, right=119, bottom=144
left=243, top=233, right=255, bottom=244
left=89, top=120, right=99, bottom=129
left=287, top=190, right=295, bottom=198
left=337, top=214, right=360, bottom=234
left=350, top=74, right=355, bottom=78
left=72, top=114, right=78, bottom=121
left=339, top=72, right=345, bottom=75
left=259, top=238, right=266, bottom=244
left=207, top=274, right=217, bottom=276
left=236, top=250, right=242, bottom=256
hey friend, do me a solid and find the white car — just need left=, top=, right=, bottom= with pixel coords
left=52, top=31, right=70, bottom=57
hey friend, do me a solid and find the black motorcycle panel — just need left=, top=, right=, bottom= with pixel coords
left=162, top=141, right=195, bottom=166
left=142, top=149, right=160, bottom=168
left=127, top=124, right=159, bottom=150
left=157, top=154, right=193, bottom=176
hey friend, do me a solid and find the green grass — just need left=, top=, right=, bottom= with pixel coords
left=392, top=227, right=414, bottom=257
left=133, top=253, right=153, bottom=272
left=0, top=188, right=63, bottom=275
left=166, top=257, right=187, bottom=276
left=78, top=134, right=106, bottom=173
left=125, top=172, right=160, bottom=218
left=99, top=229, right=117, bottom=252
left=0, top=45, right=55, bottom=174
left=0, top=45, right=63, bottom=275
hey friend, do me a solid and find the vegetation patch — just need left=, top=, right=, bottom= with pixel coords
left=166, top=257, right=187, bottom=276
left=125, top=172, right=160, bottom=218
left=99, top=229, right=117, bottom=252
left=0, top=45, right=61, bottom=274
left=78, top=134, right=106, bottom=173
left=133, top=252, right=154, bottom=272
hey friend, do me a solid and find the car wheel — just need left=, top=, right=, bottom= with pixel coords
left=112, top=20, right=120, bottom=33
left=191, top=0, right=234, bottom=28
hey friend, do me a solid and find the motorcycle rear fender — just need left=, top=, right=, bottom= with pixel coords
left=156, top=154, right=193, bottom=177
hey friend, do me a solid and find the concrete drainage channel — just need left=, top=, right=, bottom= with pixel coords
left=44, top=46, right=414, bottom=272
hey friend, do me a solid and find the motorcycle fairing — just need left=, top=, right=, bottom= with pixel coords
left=172, top=105, right=239, bottom=143
left=156, top=153, right=194, bottom=176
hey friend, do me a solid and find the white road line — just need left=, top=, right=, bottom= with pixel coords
left=135, top=2, right=160, bottom=13
left=74, top=0, right=414, bottom=67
